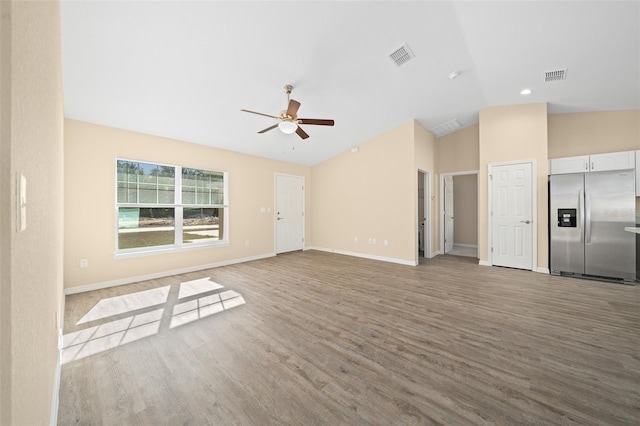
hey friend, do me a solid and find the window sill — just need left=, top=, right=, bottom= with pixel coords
left=114, top=240, right=229, bottom=260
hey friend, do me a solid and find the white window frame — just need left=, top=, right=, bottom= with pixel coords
left=114, top=158, right=229, bottom=259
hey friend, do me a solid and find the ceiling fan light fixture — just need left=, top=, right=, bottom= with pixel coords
left=278, top=121, right=298, bottom=134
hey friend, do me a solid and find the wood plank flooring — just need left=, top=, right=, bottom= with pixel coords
left=58, top=251, right=640, bottom=425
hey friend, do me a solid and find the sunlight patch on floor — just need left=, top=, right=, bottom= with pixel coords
left=178, top=277, right=224, bottom=298
left=77, top=285, right=170, bottom=325
left=170, top=290, right=245, bottom=329
left=62, top=309, right=163, bottom=364
left=62, top=277, right=244, bottom=364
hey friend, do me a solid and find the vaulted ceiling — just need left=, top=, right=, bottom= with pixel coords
left=60, top=1, right=640, bottom=166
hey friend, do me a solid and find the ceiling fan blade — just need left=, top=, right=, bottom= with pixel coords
left=298, top=118, right=335, bottom=126
left=241, top=109, right=279, bottom=120
left=258, top=124, right=278, bottom=134
left=295, top=126, right=309, bottom=140
left=287, top=99, right=301, bottom=118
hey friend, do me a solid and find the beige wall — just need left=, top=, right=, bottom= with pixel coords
left=452, top=174, right=478, bottom=246
left=435, top=123, right=480, bottom=254
left=1, top=1, right=65, bottom=424
left=311, top=120, right=420, bottom=264
left=0, top=3, right=7, bottom=421
left=478, top=103, right=549, bottom=269
left=64, top=120, right=311, bottom=290
left=437, top=123, right=480, bottom=173
left=548, top=110, right=640, bottom=158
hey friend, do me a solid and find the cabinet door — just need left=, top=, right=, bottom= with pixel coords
left=589, top=151, right=635, bottom=172
left=550, top=156, right=589, bottom=175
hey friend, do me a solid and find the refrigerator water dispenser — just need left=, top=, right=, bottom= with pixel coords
left=557, top=208, right=576, bottom=227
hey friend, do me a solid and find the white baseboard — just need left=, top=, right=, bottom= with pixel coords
left=64, top=252, right=276, bottom=295
left=477, top=260, right=550, bottom=274
left=308, top=247, right=416, bottom=266
left=453, top=243, right=478, bottom=248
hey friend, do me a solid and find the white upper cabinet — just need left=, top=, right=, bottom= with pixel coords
left=589, top=151, right=635, bottom=172
left=549, top=155, right=589, bottom=174
left=550, top=151, right=635, bottom=175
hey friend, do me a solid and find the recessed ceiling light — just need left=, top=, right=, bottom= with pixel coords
left=520, top=88, right=532, bottom=95
left=448, top=71, right=460, bottom=80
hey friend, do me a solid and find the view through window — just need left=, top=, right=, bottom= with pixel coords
left=116, top=159, right=227, bottom=253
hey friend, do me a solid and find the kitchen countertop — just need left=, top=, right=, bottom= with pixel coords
left=623, top=227, right=640, bottom=234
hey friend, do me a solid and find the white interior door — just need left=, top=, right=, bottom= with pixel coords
left=418, top=171, right=425, bottom=252
left=490, top=162, right=533, bottom=270
left=276, top=174, right=304, bottom=254
left=444, top=175, right=454, bottom=253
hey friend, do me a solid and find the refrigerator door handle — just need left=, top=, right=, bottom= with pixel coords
left=579, top=189, right=585, bottom=243
left=585, top=192, right=592, bottom=244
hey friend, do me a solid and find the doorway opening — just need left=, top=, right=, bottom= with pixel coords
left=417, top=170, right=430, bottom=261
left=440, top=171, right=479, bottom=259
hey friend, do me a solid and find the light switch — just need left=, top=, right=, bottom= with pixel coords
left=17, top=174, right=26, bottom=232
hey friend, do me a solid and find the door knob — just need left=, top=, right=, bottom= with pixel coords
left=520, top=220, right=532, bottom=224
left=277, top=217, right=283, bottom=221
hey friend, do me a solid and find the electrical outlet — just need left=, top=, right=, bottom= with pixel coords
left=384, top=240, right=389, bottom=246
left=245, top=240, right=250, bottom=246
left=80, top=259, right=88, bottom=268
left=354, top=236, right=358, bottom=243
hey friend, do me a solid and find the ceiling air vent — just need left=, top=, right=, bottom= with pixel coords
left=544, top=68, right=568, bottom=82
left=389, top=43, right=415, bottom=67
left=430, top=119, right=462, bottom=138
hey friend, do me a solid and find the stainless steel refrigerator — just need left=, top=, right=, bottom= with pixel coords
left=550, top=170, right=636, bottom=283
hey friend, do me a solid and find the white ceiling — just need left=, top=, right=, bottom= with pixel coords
left=60, top=1, right=640, bottom=166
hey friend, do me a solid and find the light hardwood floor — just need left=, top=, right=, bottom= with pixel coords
left=58, top=251, right=640, bottom=425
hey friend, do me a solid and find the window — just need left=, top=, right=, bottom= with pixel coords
left=116, top=159, right=228, bottom=255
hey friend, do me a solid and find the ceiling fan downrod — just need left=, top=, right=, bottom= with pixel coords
left=284, top=85, right=293, bottom=104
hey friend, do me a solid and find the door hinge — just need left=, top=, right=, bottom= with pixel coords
left=302, top=185, right=304, bottom=190
left=489, top=174, right=493, bottom=180
left=302, top=237, right=304, bottom=242
left=491, top=247, right=494, bottom=253
left=302, top=211, right=304, bottom=216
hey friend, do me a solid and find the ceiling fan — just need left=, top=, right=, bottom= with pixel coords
left=241, top=85, right=334, bottom=140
